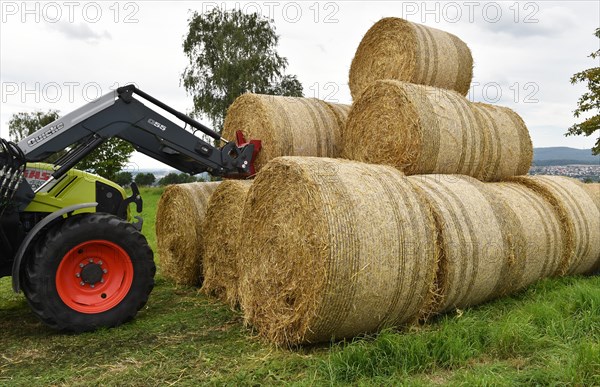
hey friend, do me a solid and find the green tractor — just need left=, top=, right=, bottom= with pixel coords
left=0, top=85, right=260, bottom=331
left=5, top=162, right=154, bottom=331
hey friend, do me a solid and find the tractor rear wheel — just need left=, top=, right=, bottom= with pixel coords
left=22, top=213, right=155, bottom=332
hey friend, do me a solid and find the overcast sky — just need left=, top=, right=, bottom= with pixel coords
left=1, top=1, right=598, bottom=170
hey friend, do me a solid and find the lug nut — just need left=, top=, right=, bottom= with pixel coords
left=75, top=273, right=80, bottom=278
left=89, top=258, right=94, bottom=263
left=90, top=284, right=95, bottom=288
left=80, top=281, right=85, bottom=286
left=103, top=269, right=108, bottom=274
left=79, top=263, right=84, bottom=268
left=100, top=279, right=104, bottom=283
left=98, top=261, right=103, bottom=265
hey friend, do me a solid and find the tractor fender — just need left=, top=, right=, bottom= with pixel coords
left=12, top=202, right=98, bottom=293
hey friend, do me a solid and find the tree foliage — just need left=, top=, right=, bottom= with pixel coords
left=134, top=172, right=156, bottom=187
left=76, top=139, right=134, bottom=181
left=8, top=110, right=64, bottom=163
left=181, top=8, right=303, bottom=133
left=7, top=110, right=134, bottom=180
left=157, top=172, right=203, bottom=186
left=8, top=110, right=60, bottom=141
left=114, top=171, right=133, bottom=187
left=566, top=28, right=600, bottom=155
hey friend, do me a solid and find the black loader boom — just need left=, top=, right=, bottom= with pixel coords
left=20, top=85, right=259, bottom=185
left=0, top=85, right=261, bottom=332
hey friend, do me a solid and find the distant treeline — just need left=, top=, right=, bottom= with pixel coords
left=533, top=147, right=599, bottom=166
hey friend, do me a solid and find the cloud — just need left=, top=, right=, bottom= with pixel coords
left=315, top=43, right=327, bottom=54
left=53, top=22, right=112, bottom=43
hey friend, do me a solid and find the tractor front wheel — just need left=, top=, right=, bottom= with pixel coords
left=22, top=213, right=155, bottom=332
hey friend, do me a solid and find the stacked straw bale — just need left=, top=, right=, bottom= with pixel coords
left=486, top=181, right=564, bottom=291
left=238, top=157, right=437, bottom=346
left=222, top=94, right=348, bottom=173
left=407, top=175, right=509, bottom=316
left=349, top=17, right=473, bottom=100
left=508, top=176, right=600, bottom=275
left=581, top=182, right=600, bottom=274
left=471, top=103, right=533, bottom=180
left=582, top=183, right=600, bottom=210
left=324, top=102, right=352, bottom=136
left=201, top=180, right=253, bottom=307
left=167, top=16, right=599, bottom=344
left=235, top=158, right=599, bottom=344
left=155, top=182, right=221, bottom=286
left=343, top=80, right=533, bottom=180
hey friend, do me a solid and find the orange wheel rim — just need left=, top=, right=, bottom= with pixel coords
left=56, top=240, right=133, bottom=314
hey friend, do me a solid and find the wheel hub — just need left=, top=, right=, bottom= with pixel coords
left=80, top=262, right=104, bottom=285
left=56, top=240, right=133, bottom=314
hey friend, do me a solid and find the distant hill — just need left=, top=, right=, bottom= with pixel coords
left=532, top=147, right=599, bottom=166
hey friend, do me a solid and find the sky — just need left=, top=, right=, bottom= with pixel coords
left=1, top=0, right=598, bottom=170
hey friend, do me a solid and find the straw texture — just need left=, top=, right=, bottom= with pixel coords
left=408, top=175, right=509, bottom=316
left=155, top=182, right=221, bottom=286
left=581, top=183, right=600, bottom=210
left=222, top=94, right=347, bottom=172
left=238, top=157, right=437, bottom=346
left=581, top=182, right=600, bottom=273
left=343, top=80, right=532, bottom=181
left=324, top=102, right=352, bottom=136
left=349, top=17, right=473, bottom=99
left=471, top=102, right=533, bottom=180
left=201, top=180, right=253, bottom=307
left=344, top=80, right=481, bottom=177
left=508, top=176, right=600, bottom=275
left=487, top=181, right=564, bottom=290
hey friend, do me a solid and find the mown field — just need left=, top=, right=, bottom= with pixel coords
left=1, top=187, right=598, bottom=386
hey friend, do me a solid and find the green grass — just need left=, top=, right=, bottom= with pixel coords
left=137, top=187, right=163, bottom=255
left=323, top=276, right=600, bottom=386
left=1, top=187, right=598, bottom=385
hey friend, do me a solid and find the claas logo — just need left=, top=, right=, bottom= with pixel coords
left=24, top=169, right=51, bottom=181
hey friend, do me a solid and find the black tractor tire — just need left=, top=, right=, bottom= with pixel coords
left=22, top=212, right=155, bottom=332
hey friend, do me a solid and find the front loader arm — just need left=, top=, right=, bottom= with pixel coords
left=18, top=85, right=260, bottom=180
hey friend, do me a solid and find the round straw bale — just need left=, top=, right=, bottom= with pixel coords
left=201, top=180, right=253, bottom=307
left=324, top=102, right=352, bottom=136
left=471, top=102, right=533, bottom=180
left=238, top=157, right=437, bottom=346
left=487, top=181, right=564, bottom=290
left=408, top=175, right=509, bottom=316
left=581, top=183, right=600, bottom=209
left=222, top=94, right=343, bottom=173
left=155, top=181, right=221, bottom=286
left=581, top=183, right=600, bottom=273
left=508, top=176, right=600, bottom=275
left=344, top=80, right=489, bottom=178
left=349, top=17, right=473, bottom=100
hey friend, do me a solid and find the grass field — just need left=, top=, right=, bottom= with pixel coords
left=1, top=187, right=598, bottom=385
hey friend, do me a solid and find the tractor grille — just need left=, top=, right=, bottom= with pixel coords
left=0, top=139, right=26, bottom=212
